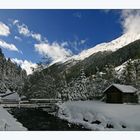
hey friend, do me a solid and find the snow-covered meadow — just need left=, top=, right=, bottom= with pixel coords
left=0, top=107, right=27, bottom=131
left=58, top=101, right=140, bottom=131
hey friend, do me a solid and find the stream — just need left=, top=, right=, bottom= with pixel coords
left=8, top=108, right=89, bottom=131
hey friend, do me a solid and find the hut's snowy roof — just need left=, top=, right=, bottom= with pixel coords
left=0, top=89, right=12, bottom=97
left=5, top=89, right=12, bottom=94
left=0, top=93, right=6, bottom=97
left=104, top=84, right=138, bottom=93
left=2, top=92, right=20, bottom=101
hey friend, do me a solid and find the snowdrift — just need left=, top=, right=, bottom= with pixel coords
left=58, top=101, right=140, bottom=130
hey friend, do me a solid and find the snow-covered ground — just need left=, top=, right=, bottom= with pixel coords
left=0, top=107, right=27, bottom=131
left=58, top=101, right=140, bottom=131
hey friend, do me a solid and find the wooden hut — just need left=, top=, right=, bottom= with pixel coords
left=0, top=90, right=20, bottom=104
left=104, top=84, right=138, bottom=103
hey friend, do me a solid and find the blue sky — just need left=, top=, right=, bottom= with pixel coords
left=0, top=9, right=138, bottom=74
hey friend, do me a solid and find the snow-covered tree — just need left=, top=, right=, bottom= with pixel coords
left=92, top=67, right=107, bottom=98
left=120, top=60, right=136, bottom=85
left=61, top=80, right=71, bottom=101
left=133, top=59, right=140, bottom=87
left=67, top=68, right=89, bottom=100
left=76, top=68, right=88, bottom=100
left=103, top=64, right=118, bottom=84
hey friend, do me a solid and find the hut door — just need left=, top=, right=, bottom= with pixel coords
left=110, top=92, right=122, bottom=103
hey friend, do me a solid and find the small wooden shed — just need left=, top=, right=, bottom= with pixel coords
left=0, top=90, right=20, bottom=104
left=104, top=84, right=138, bottom=103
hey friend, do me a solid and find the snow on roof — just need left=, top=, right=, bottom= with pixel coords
left=30, top=98, right=61, bottom=101
left=2, top=92, right=20, bottom=101
left=0, top=93, right=6, bottom=97
left=104, top=84, right=138, bottom=93
left=0, top=89, right=12, bottom=97
left=5, top=89, right=12, bottom=94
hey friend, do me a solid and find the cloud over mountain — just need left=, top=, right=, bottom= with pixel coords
left=34, top=42, right=72, bottom=64
left=121, top=10, right=140, bottom=34
left=11, top=58, right=37, bottom=75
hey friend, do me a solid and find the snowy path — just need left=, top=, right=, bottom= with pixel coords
left=58, top=101, right=140, bottom=130
left=0, top=106, right=27, bottom=131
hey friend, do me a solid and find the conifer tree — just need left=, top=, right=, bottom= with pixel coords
left=133, top=59, right=140, bottom=87
left=103, top=64, right=117, bottom=84
left=120, top=60, right=136, bottom=85
left=93, top=67, right=106, bottom=98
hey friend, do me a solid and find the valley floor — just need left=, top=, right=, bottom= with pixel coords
left=58, top=101, right=140, bottom=130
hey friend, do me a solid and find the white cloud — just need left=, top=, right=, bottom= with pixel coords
left=0, top=22, right=10, bottom=36
left=79, top=39, right=87, bottom=45
left=121, top=10, right=140, bottom=34
left=61, top=42, right=68, bottom=47
left=14, top=36, right=22, bottom=41
left=34, top=42, right=72, bottom=63
left=67, top=38, right=87, bottom=53
left=13, top=20, right=42, bottom=42
left=11, top=58, right=37, bottom=75
left=31, top=33, right=42, bottom=42
left=13, top=20, right=19, bottom=25
left=0, top=40, right=19, bottom=52
left=18, top=24, right=30, bottom=36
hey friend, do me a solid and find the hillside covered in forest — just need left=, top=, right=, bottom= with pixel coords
left=0, top=48, right=27, bottom=94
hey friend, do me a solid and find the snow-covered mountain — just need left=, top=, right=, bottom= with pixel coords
left=71, top=33, right=140, bottom=61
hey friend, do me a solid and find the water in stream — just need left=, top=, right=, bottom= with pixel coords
left=9, top=108, right=89, bottom=131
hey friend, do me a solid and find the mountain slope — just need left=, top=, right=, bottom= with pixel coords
left=0, top=48, right=27, bottom=93
left=69, top=39, right=140, bottom=78
left=71, top=33, right=140, bottom=61
left=33, top=38, right=140, bottom=82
